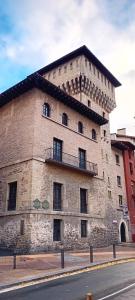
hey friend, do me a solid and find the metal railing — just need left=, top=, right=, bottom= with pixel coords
left=45, top=148, right=98, bottom=176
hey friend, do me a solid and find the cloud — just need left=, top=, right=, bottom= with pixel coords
left=0, top=0, right=135, bottom=134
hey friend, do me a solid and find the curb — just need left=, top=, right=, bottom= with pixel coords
left=0, top=257, right=135, bottom=292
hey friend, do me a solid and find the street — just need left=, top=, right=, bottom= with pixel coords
left=0, top=262, right=135, bottom=300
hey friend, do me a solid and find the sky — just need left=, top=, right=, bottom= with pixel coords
left=0, top=0, right=135, bottom=135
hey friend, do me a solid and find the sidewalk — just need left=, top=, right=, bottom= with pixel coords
left=0, top=245, right=135, bottom=291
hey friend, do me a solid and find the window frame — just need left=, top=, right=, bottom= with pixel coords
left=115, top=154, right=120, bottom=165
left=81, top=220, right=87, bottom=238
left=92, top=129, right=97, bottom=140
left=79, top=148, right=86, bottom=169
left=78, top=121, right=83, bottom=134
left=8, top=181, right=17, bottom=211
left=80, top=188, right=87, bottom=213
left=53, top=182, right=62, bottom=211
left=62, top=113, right=68, bottom=126
left=53, top=219, right=62, bottom=241
left=117, top=176, right=121, bottom=186
left=43, top=103, right=50, bottom=118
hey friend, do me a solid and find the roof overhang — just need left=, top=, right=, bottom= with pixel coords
left=111, top=140, right=128, bottom=150
left=37, top=45, right=121, bottom=87
left=0, top=73, right=108, bottom=126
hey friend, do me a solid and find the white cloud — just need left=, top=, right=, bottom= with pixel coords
left=1, top=0, right=135, bottom=134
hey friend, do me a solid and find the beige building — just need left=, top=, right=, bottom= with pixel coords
left=0, top=46, right=130, bottom=252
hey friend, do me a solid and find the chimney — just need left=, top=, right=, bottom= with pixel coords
left=117, top=128, right=126, bottom=135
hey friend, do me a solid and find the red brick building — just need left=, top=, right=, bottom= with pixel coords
left=111, top=129, right=135, bottom=242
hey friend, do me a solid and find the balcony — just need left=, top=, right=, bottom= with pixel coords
left=45, top=148, right=98, bottom=176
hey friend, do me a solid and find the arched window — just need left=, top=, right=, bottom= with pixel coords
left=92, top=129, right=96, bottom=140
left=78, top=121, right=83, bottom=134
left=62, top=113, right=68, bottom=126
left=43, top=103, right=50, bottom=117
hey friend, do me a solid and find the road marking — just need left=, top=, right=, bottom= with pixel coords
left=0, top=258, right=135, bottom=294
left=97, top=282, right=135, bottom=300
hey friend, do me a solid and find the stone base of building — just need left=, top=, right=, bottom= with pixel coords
left=0, top=212, right=127, bottom=254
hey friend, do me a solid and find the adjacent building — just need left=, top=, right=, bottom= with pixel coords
left=0, top=46, right=132, bottom=252
left=111, top=129, right=135, bottom=242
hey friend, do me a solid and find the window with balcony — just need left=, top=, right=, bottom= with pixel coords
left=92, top=129, right=97, bottom=140
left=43, top=103, right=50, bottom=117
left=79, top=148, right=86, bottom=169
left=53, top=183, right=62, bottom=211
left=8, top=181, right=17, bottom=211
left=81, top=220, right=87, bottom=237
left=62, top=113, right=68, bottom=126
left=117, top=176, right=121, bottom=186
left=53, top=138, right=62, bottom=162
left=78, top=121, right=83, bottom=134
left=53, top=219, right=62, bottom=241
left=80, top=188, right=87, bottom=213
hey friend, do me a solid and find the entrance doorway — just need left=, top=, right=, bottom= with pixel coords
left=120, top=222, right=126, bottom=242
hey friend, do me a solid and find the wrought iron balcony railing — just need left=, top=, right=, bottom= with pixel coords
left=45, top=148, right=98, bottom=176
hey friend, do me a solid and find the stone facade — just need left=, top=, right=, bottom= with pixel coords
left=0, top=46, right=130, bottom=252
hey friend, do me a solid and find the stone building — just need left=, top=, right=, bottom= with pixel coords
left=111, top=129, right=135, bottom=242
left=0, top=46, right=131, bottom=252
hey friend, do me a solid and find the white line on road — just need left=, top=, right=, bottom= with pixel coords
left=97, top=282, right=135, bottom=300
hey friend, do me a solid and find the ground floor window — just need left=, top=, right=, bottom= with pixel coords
left=53, top=219, right=62, bottom=241
left=81, top=220, right=87, bottom=237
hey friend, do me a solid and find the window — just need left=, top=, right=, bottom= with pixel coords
left=8, top=182, right=17, bottom=211
left=131, top=181, right=135, bottom=195
left=130, top=162, right=133, bottom=175
left=103, top=130, right=106, bottom=137
left=53, top=183, right=62, bottom=211
left=92, top=129, right=97, bottom=140
left=53, top=71, right=56, bottom=78
left=62, top=113, right=68, bottom=126
left=117, top=176, right=121, bottom=186
left=119, top=195, right=123, bottom=206
left=79, top=148, right=86, bottom=169
left=70, top=62, right=73, bottom=70
left=115, top=154, right=120, bottom=165
left=43, top=103, right=50, bottom=117
left=53, top=219, right=61, bottom=241
left=88, top=100, right=91, bottom=107
left=53, top=138, right=62, bottom=161
left=80, top=188, right=87, bottom=213
left=64, top=65, right=67, bottom=73
left=81, top=220, right=87, bottom=237
left=108, top=177, right=110, bottom=186
left=108, top=190, right=112, bottom=199
left=78, top=121, right=83, bottom=134
left=106, top=154, right=108, bottom=163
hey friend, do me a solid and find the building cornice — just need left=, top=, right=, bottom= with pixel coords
left=0, top=73, right=108, bottom=126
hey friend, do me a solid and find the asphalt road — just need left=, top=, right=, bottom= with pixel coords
left=1, top=262, right=135, bottom=300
